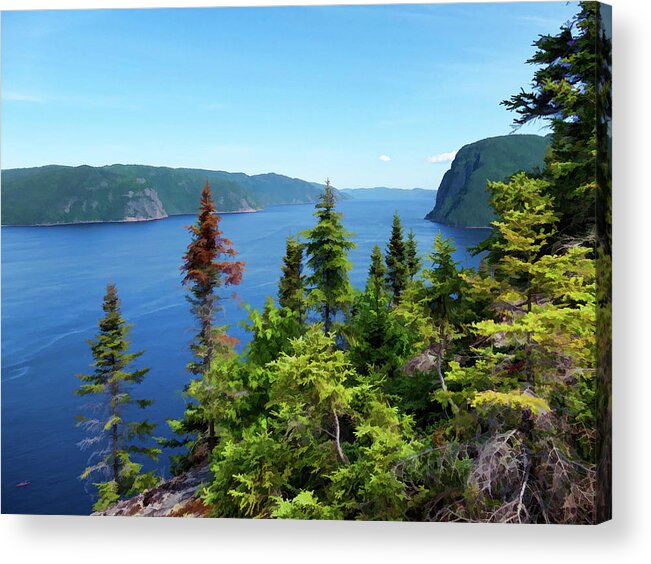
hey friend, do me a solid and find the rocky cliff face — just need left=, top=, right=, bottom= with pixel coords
left=93, top=465, right=211, bottom=517
left=425, top=134, right=550, bottom=227
left=124, top=187, right=167, bottom=221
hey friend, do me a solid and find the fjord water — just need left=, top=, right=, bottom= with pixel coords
left=1, top=197, right=489, bottom=515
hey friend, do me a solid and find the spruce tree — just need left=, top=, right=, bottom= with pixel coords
left=423, top=234, right=465, bottom=326
left=385, top=212, right=409, bottom=302
left=405, top=229, right=421, bottom=280
left=181, top=181, right=245, bottom=375
left=487, top=173, right=558, bottom=385
left=76, top=283, right=160, bottom=511
left=349, top=245, right=411, bottom=376
left=502, top=2, right=611, bottom=520
left=302, top=179, right=355, bottom=333
left=278, top=235, right=306, bottom=321
left=501, top=2, right=609, bottom=241
left=203, top=328, right=416, bottom=521
left=421, top=233, right=467, bottom=412
left=366, top=244, right=388, bottom=304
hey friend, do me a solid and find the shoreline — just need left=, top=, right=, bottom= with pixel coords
left=1, top=208, right=265, bottom=228
left=425, top=219, right=491, bottom=230
left=2, top=202, right=489, bottom=229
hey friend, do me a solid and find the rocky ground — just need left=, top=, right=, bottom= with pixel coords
left=93, top=464, right=212, bottom=518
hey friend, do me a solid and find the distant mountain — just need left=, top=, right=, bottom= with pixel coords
left=425, top=134, right=550, bottom=227
left=341, top=187, right=436, bottom=200
left=223, top=172, right=329, bottom=206
left=1, top=164, right=341, bottom=226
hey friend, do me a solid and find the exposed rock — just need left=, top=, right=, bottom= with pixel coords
left=64, top=199, right=75, bottom=214
left=425, top=134, right=550, bottom=227
left=2, top=163, right=336, bottom=225
left=93, top=464, right=212, bottom=517
left=124, top=187, right=167, bottom=220
left=403, top=347, right=440, bottom=375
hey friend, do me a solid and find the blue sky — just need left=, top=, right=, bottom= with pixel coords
left=1, top=2, right=578, bottom=188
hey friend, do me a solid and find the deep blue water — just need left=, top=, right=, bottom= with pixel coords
left=1, top=198, right=489, bottom=515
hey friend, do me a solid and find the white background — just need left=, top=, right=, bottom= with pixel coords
left=0, top=0, right=647, bottom=562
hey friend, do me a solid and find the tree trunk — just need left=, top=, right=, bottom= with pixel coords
left=525, top=289, right=534, bottom=387
left=110, top=377, right=119, bottom=484
left=203, top=298, right=215, bottom=440
left=332, top=409, right=349, bottom=465
left=203, top=300, right=213, bottom=374
left=112, top=423, right=119, bottom=484
left=436, top=325, right=459, bottom=415
left=324, top=302, right=331, bottom=334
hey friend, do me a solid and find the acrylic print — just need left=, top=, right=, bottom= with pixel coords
left=1, top=1, right=611, bottom=523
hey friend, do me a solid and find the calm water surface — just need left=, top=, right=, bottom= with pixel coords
left=1, top=198, right=489, bottom=515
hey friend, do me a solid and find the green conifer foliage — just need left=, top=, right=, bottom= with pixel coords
left=405, top=229, right=421, bottom=280
left=246, top=297, right=304, bottom=367
left=422, top=234, right=466, bottom=328
left=471, top=174, right=596, bottom=436
left=348, top=245, right=413, bottom=377
left=432, top=173, right=597, bottom=523
left=485, top=173, right=558, bottom=386
left=278, top=235, right=306, bottom=321
left=162, top=182, right=247, bottom=465
left=502, top=1, right=611, bottom=519
left=239, top=298, right=305, bottom=424
left=438, top=174, right=590, bottom=407
left=387, top=234, right=469, bottom=423
left=302, top=180, right=355, bottom=333
left=75, top=283, right=160, bottom=511
left=366, top=244, right=388, bottom=303
left=385, top=212, right=409, bottom=302
left=164, top=327, right=244, bottom=474
left=202, top=328, right=417, bottom=520
left=421, top=234, right=469, bottom=411
left=502, top=2, right=607, bottom=241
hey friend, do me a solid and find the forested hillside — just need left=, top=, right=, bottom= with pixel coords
left=425, top=134, right=550, bottom=227
left=1, top=164, right=338, bottom=225
left=340, top=187, right=436, bottom=200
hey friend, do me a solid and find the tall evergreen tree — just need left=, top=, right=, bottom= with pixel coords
left=278, top=235, right=306, bottom=321
left=487, top=173, right=558, bottom=385
left=366, top=244, right=388, bottom=304
left=422, top=233, right=467, bottom=405
left=502, top=4, right=612, bottom=520
left=302, top=179, right=355, bottom=333
left=349, top=245, right=412, bottom=377
left=181, top=181, right=245, bottom=375
left=501, top=2, right=608, bottom=241
left=405, top=229, right=421, bottom=280
left=433, top=173, right=597, bottom=523
left=203, top=328, right=417, bottom=521
left=385, top=212, right=409, bottom=302
left=76, top=283, right=160, bottom=511
left=166, top=325, right=244, bottom=472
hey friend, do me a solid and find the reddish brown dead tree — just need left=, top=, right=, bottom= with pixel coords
left=181, top=181, right=245, bottom=378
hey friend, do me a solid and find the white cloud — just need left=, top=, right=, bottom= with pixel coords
left=378, top=155, right=391, bottom=162
left=4, top=92, right=45, bottom=103
left=427, top=151, right=457, bottom=164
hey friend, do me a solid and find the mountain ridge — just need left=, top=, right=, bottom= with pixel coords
left=1, top=164, right=346, bottom=226
left=425, top=134, right=551, bottom=227
left=340, top=187, right=436, bottom=200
